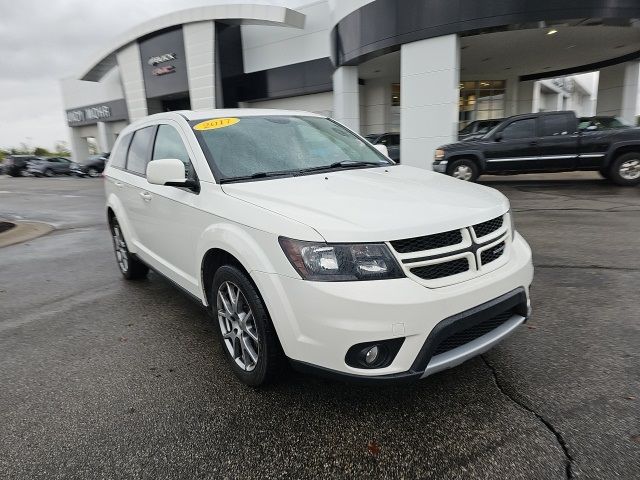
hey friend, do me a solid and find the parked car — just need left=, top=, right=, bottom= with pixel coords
left=578, top=116, right=633, bottom=131
left=27, top=157, right=73, bottom=177
left=365, top=133, right=400, bottom=162
left=458, top=119, right=503, bottom=140
left=71, top=154, right=109, bottom=177
left=3, top=155, right=41, bottom=177
left=105, top=110, right=533, bottom=386
left=433, top=111, right=640, bottom=186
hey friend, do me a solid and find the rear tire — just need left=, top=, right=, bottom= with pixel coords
left=43, top=169, right=54, bottom=177
left=608, top=152, right=640, bottom=186
left=448, top=158, right=480, bottom=182
left=211, top=265, right=285, bottom=387
left=109, top=218, right=148, bottom=280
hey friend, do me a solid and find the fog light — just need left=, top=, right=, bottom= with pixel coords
left=365, top=345, right=380, bottom=365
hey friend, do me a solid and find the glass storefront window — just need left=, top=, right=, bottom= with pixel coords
left=391, top=84, right=401, bottom=107
left=459, top=80, right=506, bottom=129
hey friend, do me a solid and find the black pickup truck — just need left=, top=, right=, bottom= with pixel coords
left=432, top=111, right=640, bottom=186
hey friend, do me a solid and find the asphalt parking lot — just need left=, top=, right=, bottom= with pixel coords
left=0, top=174, right=638, bottom=479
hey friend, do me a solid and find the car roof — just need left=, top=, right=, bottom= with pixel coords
left=119, top=109, right=327, bottom=137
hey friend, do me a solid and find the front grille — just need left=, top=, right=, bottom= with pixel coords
left=432, top=310, right=514, bottom=356
left=410, top=258, right=469, bottom=280
left=473, top=215, right=503, bottom=238
left=481, top=241, right=506, bottom=266
left=390, top=229, right=462, bottom=253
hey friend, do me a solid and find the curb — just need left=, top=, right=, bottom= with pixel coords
left=0, top=220, right=54, bottom=248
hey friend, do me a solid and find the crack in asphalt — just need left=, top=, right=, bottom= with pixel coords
left=481, top=355, right=574, bottom=480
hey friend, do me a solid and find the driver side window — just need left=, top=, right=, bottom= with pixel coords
left=153, top=124, right=196, bottom=179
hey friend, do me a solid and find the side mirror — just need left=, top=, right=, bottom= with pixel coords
left=374, top=144, right=389, bottom=157
left=147, top=158, right=198, bottom=190
left=494, top=131, right=503, bottom=141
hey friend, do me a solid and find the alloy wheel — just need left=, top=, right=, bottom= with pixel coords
left=619, top=159, right=640, bottom=180
left=452, top=165, right=473, bottom=181
left=112, top=224, right=129, bottom=273
left=88, top=168, right=100, bottom=178
left=217, top=281, right=259, bottom=371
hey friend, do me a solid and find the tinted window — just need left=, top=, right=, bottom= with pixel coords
left=388, top=134, right=400, bottom=145
left=501, top=119, right=536, bottom=140
left=109, top=133, right=132, bottom=169
left=541, top=115, right=570, bottom=137
left=126, top=127, right=155, bottom=175
left=152, top=125, right=194, bottom=179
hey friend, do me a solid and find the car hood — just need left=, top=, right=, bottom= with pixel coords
left=221, top=165, right=509, bottom=242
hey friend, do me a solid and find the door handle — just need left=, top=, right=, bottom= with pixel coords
left=114, top=181, right=123, bottom=187
left=529, top=141, right=537, bottom=146
left=139, top=192, right=152, bottom=202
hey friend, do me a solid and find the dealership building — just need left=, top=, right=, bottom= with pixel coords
left=61, top=0, right=640, bottom=168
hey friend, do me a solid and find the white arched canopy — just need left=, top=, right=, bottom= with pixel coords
left=79, top=4, right=305, bottom=81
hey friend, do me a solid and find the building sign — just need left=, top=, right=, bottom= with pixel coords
left=139, top=28, right=189, bottom=99
left=148, top=53, right=177, bottom=66
left=66, top=99, right=128, bottom=127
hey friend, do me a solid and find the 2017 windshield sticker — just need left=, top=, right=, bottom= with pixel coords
left=193, top=118, right=240, bottom=131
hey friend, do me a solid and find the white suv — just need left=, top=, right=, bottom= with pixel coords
left=104, top=110, right=533, bottom=386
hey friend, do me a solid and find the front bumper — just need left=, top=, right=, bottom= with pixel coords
left=432, top=161, right=448, bottom=173
left=252, top=233, right=533, bottom=382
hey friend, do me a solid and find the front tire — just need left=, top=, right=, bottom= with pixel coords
left=43, top=169, right=54, bottom=177
left=448, top=158, right=480, bottom=182
left=212, top=265, right=285, bottom=386
left=87, top=167, right=100, bottom=178
left=109, top=218, right=148, bottom=280
left=608, top=152, right=640, bottom=186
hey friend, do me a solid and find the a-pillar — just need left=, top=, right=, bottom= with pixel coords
left=333, top=66, right=360, bottom=132
left=597, top=61, right=640, bottom=124
left=400, top=35, right=459, bottom=169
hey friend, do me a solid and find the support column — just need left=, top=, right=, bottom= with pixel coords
left=69, top=127, right=90, bottom=163
left=504, top=78, right=519, bottom=117
left=597, top=61, right=640, bottom=124
left=361, top=81, right=388, bottom=135
left=532, top=82, right=542, bottom=113
left=333, top=66, right=360, bottom=132
left=116, top=43, right=147, bottom=122
left=400, top=34, right=459, bottom=169
left=96, top=122, right=116, bottom=153
left=516, top=80, right=535, bottom=114
left=184, top=21, right=216, bottom=110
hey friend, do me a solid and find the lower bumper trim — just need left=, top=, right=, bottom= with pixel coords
left=421, top=314, right=525, bottom=378
left=432, top=161, right=448, bottom=173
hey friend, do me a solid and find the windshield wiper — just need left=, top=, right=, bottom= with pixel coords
left=298, top=160, right=387, bottom=174
left=219, top=171, right=296, bottom=184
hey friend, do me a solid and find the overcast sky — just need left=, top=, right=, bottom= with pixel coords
left=0, top=0, right=305, bottom=151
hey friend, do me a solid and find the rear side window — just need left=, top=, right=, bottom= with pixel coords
left=540, top=115, right=570, bottom=137
left=501, top=118, right=536, bottom=140
left=126, top=127, right=155, bottom=175
left=110, top=133, right=132, bottom=169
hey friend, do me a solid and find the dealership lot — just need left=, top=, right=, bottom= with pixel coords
left=0, top=175, right=638, bottom=479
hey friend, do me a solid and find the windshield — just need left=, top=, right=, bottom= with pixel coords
left=459, top=122, right=477, bottom=135
left=191, top=116, right=392, bottom=182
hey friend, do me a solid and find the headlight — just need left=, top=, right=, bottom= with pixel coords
left=279, top=237, right=404, bottom=281
left=508, top=209, right=516, bottom=240
left=434, top=149, right=445, bottom=160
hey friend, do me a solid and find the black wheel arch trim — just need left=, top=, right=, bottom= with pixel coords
left=446, top=151, right=486, bottom=172
left=605, top=141, right=640, bottom=167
